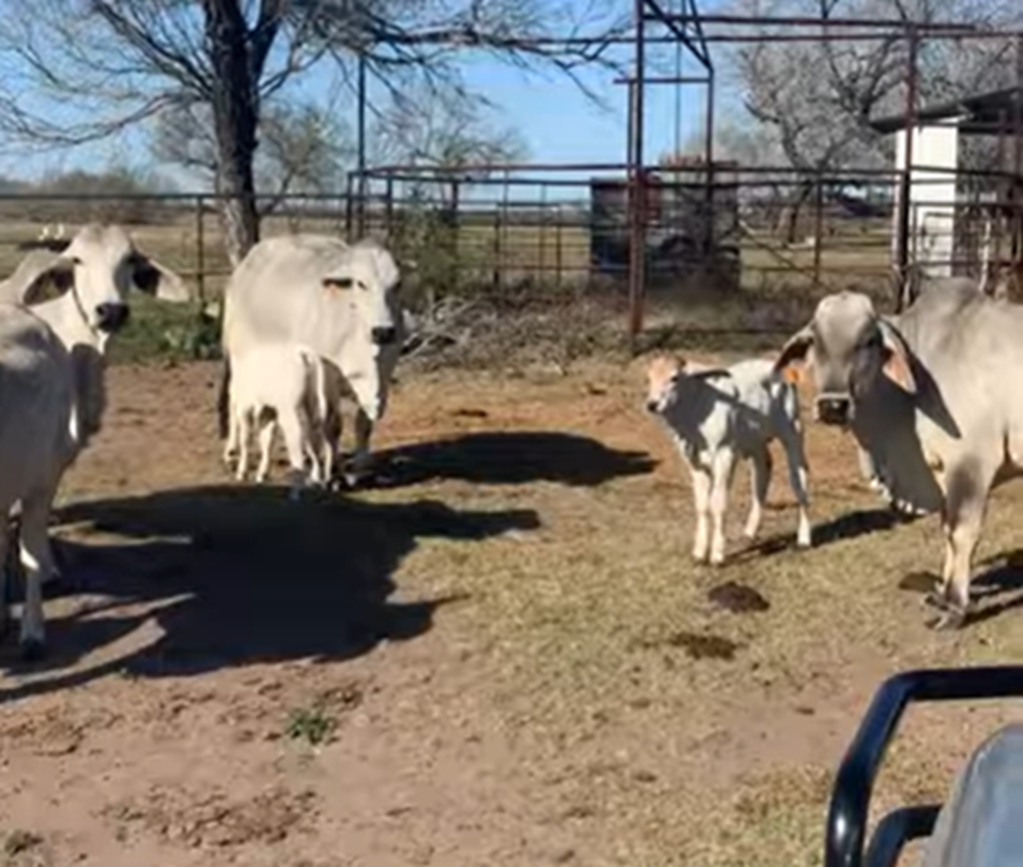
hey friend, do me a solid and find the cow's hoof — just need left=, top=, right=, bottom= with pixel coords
left=926, top=606, right=967, bottom=631
left=19, top=638, right=45, bottom=662
left=343, top=472, right=371, bottom=490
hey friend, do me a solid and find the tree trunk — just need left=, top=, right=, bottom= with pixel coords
left=204, top=0, right=260, bottom=267
left=782, top=181, right=815, bottom=246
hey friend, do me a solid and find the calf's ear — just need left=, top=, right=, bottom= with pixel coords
left=774, top=325, right=813, bottom=383
left=878, top=320, right=917, bottom=393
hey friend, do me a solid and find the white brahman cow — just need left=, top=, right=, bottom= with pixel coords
left=218, top=234, right=406, bottom=488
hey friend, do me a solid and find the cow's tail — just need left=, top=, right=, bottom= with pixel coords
left=216, top=355, right=231, bottom=440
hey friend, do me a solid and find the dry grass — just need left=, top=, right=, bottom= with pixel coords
left=2, top=356, right=1022, bottom=865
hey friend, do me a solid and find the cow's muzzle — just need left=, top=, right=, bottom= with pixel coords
left=371, top=326, right=397, bottom=346
left=96, top=302, right=130, bottom=334
left=816, top=394, right=852, bottom=426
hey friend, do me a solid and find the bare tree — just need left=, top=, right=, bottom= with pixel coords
left=720, top=0, right=1023, bottom=239
left=375, top=85, right=528, bottom=201
left=152, top=99, right=352, bottom=214
left=0, top=0, right=624, bottom=265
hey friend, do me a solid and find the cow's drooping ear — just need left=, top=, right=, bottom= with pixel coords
left=878, top=320, right=917, bottom=394
left=130, top=253, right=191, bottom=302
left=774, top=325, right=814, bottom=384
left=4, top=249, right=76, bottom=305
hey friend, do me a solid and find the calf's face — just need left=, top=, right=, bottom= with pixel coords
left=774, top=291, right=916, bottom=426
left=645, top=354, right=684, bottom=414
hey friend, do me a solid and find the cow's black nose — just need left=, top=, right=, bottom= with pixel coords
left=95, top=303, right=130, bottom=333
left=645, top=400, right=659, bottom=414
left=371, top=326, right=397, bottom=345
left=817, top=395, right=851, bottom=426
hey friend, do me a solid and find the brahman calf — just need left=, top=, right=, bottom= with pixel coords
left=645, top=354, right=813, bottom=565
left=224, top=343, right=333, bottom=500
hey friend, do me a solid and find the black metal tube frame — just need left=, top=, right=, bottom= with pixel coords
left=825, top=665, right=1023, bottom=867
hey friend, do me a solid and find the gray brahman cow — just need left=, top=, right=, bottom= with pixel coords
left=773, top=279, right=1021, bottom=629
left=0, top=305, right=78, bottom=659
left=645, top=353, right=812, bottom=565
left=218, top=234, right=405, bottom=488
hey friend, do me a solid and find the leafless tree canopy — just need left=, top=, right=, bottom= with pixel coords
left=721, top=0, right=1023, bottom=174
left=0, top=0, right=624, bottom=265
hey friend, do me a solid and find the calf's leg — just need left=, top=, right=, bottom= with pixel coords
left=255, top=418, right=276, bottom=483
left=688, top=463, right=712, bottom=564
left=708, top=448, right=737, bottom=566
left=744, top=445, right=772, bottom=541
left=778, top=425, right=812, bottom=548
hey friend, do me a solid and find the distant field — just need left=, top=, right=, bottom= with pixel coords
left=0, top=206, right=902, bottom=366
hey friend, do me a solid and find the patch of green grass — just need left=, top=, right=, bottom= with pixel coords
left=108, top=295, right=220, bottom=365
left=284, top=705, right=336, bottom=747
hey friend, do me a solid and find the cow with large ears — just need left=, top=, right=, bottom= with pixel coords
left=0, top=224, right=192, bottom=598
left=773, top=282, right=1023, bottom=629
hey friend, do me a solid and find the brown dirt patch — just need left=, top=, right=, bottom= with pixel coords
left=0, top=355, right=1021, bottom=866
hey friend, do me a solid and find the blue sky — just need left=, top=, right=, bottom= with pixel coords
left=0, top=0, right=733, bottom=191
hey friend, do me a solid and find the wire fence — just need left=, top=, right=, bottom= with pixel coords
left=0, top=161, right=1019, bottom=345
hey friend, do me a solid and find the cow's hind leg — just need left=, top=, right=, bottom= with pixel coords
left=744, top=446, right=771, bottom=541
left=345, top=408, right=374, bottom=488
left=278, top=407, right=311, bottom=502
left=18, top=487, right=58, bottom=659
left=778, top=425, right=812, bottom=548
left=928, top=457, right=996, bottom=630
left=0, top=509, right=12, bottom=643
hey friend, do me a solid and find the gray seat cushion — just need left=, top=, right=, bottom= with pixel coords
left=922, top=723, right=1023, bottom=867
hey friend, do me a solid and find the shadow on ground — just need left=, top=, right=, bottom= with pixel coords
left=372, top=431, right=656, bottom=488
left=735, top=507, right=923, bottom=559
left=0, top=485, right=539, bottom=701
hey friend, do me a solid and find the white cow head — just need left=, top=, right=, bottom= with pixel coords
left=774, top=290, right=916, bottom=426
left=10, top=223, right=191, bottom=334
left=321, top=238, right=401, bottom=351
left=644, top=353, right=732, bottom=416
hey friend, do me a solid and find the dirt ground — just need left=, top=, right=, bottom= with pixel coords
left=3, top=355, right=1023, bottom=867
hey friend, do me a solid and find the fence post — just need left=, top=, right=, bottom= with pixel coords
left=492, top=207, right=502, bottom=292
left=555, top=203, right=563, bottom=291
left=344, top=173, right=355, bottom=239
left=195, top=194, right=206, bottom=305
left=813, top=173, right=824, bottom=289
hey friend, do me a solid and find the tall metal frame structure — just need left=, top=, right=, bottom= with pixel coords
left=623, top=9, right=1023, bottom=339
left=625, top=0, right=712, bottom=345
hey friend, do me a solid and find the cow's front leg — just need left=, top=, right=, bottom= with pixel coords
left=708, top=448, right=737, bottom=566
left=689, top=463, right=712, bottom=564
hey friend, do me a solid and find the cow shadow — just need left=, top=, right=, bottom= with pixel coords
left=736, top=507, right=923, bottom=559
left=370, top=431, right=656, bottom=488
left=0, top=485, right=540, bottom=701
left=954, top=549, right=1023, bottom=627
left=896, top=550, right=1023, bottom=629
